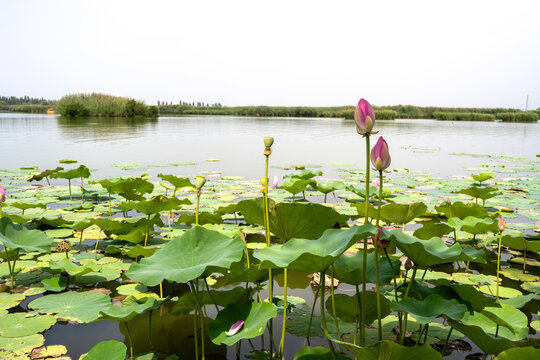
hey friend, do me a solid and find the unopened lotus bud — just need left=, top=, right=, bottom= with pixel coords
left=354, top=99, right=376, bottom=136
left=264, top=137, right=274, bottom=148
left=57, top=240, right=72, bottom=252
left=498, top=217, right=506, bottom=232
left=373, top=228, right=389, bottom=248
left=226, top=320, right=244, bottom=336
left=401, top=256, right=413, bottom=270
left=370, top=137, right=391, bottom=171
left=271, top=175, right=279, bottom=189
left=195, top=176, right=206, bottom=190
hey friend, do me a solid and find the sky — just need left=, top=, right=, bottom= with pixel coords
left=1, top=0, right=539, bottom=109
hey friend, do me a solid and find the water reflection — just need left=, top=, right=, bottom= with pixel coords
left=55, top=116, right=158, bottom=142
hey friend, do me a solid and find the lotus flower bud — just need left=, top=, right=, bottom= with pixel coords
left=370, top=137, right=391, bottom=171
left=195, top=176, right=206, bottom=190
left=354, top=99, right=376, bottom=135
left=264, top=137, right=274, bottom=148
left=498, top=217, right=506, bottom=232
left=401, top=256, right=413, bottom=270
left=226, top=320, right=244, bottom=336
left=373, top=228, right=389, bottom=248
left=0, top=184, right=6, bottom=204
left=271, top=175, right=279, bottom=189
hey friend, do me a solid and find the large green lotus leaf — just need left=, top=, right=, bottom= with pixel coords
left=332, top=250, right=401, bottom=286
left=0, top=313, right=56, bottom=337
left=502, top=234, right=540, bottom=252
left=175, top=212, right=223, bottom=226
left=447, top=216, right=497, bottom=234
left=458, top=310, right=525, bottom=341
left=127, top=226, right=245, bottom=286
left=75, top=268, right=121, bottom=284
left=326, top=292, right=391, bottom=325
left=65, top=219, right=94, bottom=231
left=391, top=294, right=467, bottom=324
left=99, top=297, right=160, bottom=322
left=115, top=226, right=147, bottom=244
left=284, top=169, right=322, bottom=180
left=9, top=201, right=47, bottom=211
left=413, top=223, right=453, bottom=240
left=384, top=229, right=486, bottom=267
left=497, top=347, right=540, bottom=360
left=28, top=291, right=111, bottom=323
left=500, top=294, right=536, bottom=308
left=499, top=267, right=540, bottom=282
left=119, top=195, right=191, bottom=215
left=157, top=174, right=195, bottom=189
left=237, top=198, right=347, bottom=242
left=208, top=300, right=277, bottom=346
left=351, top=201, right=379, bottom=221
left=170, top=287, right=247, bottom=315
left=435, top=201, right=489, bottom=219
left=0, top=334, right=44, bottom=353
left=41, top=277, right=67, bottom=292
left=96, top=177, right=154, bottom=201
left=293, top=346, right=351, bottom=360
left=0, top=293, right=25, bottom=310
left=286, top=313, right=324, bottom=337
left=478, top=285, right=522, bottom=298
left=225, top=252, right=268, bottom=284
left=0, top=217, right=53, bottom=253
left=254, top=225, right=377, bottom=272
left=278, top=178, right=316, bottom=196
left=27, top=167, right=64, bottom=182
left=332, top=339, right=442, bottom=360
left=458, top=186, right=501, bottom=201
left=447, top=317, right=515, bottom=355
left=451, top=284, right=499, bottom=312
left=93, top=218, right=135, bottom=237
left=315, top=180, right=345, bottom=195
left=50, top=165, right=90, bottom=180
left=379, top=202, right=427, bottom=225
left=81, top=340, right=127, bottom=360
left=48, top=258, right=101, bottom=276
left=481, top=304, right=528, bottom=339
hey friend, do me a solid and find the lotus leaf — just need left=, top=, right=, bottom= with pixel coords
left=447, top=317, right=515, bottom=354
left=435, top=201, right=489, bottom=219
left=293, top=346, right=351, bottom=359
left=238, top=198, right=348, bottom=242
left=326, top=292, right=391, bottom=325
left=99, top=297, right=160, bottom=322
left=81, top=340, right=127, bottom=360
left=157, top=174, right=195, bottom=189
left=0, top=293, right=25, bottom=310
left=481, top=304, right=528, bottom=336
left=0, top=333, right=44, bottom=353
left=413, top=223, right=453, bottom=240
left=208, top=300, right=277, bottom=346
left=50, top=165, right=90, bottom=180
left=332, top=250, right=401, bottom=285
left=254, top=225, right=378, bottom=272
left=500, top=294, right=536, bottom=308
left=0, top=217, right=53, bottom=253
left=391, top=294, right=467, bottom=324
left=379, top=202, right=427, bottom=225
left=0, top=313, right=56, bottom=337
left=457, top=308, right=527, bottom=341
left=176, top=212, right=223, bottom=226
left=472, top=173, right=495, bottom=183
left=96, top=177, right=154, bottom=201
left=458, top=186, right=501, bottom=201
left=500, top=267, right=539, bottom=282
left=127, top=226, right=245, bottom=286
left=284, top=169, right=322, bottom=180
left=332, top=339, right=442, bottom=360
left=502, top=234, right=540, bottom=252
left=117, top=283, right=148, bottom=296
left=447, top=216, right=497, bottom=234
left=48, top=258, right=101, bottom=276
left=41, top=276, right=67, bottom=292
left=278, top=178, right=316, bottom=196
left=28, top=290, right=112, bottom=323
left=496, top=347, right=540, bottom=360
left=27, top=167, right=64, bottom=182
left=170, top=287, right=247, bottom=315
left=9, top=201, right=47, bottom=212
left=478, top=285, right=522, bottom=298
left=384, top=229, right=486, bottom=267
left=119, top=195, right=191, bottom=215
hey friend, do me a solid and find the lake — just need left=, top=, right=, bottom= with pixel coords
left=3, top=113, right=539, bottom=181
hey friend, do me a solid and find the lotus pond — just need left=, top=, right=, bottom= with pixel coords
left=0, top=112, right=540, bottom=360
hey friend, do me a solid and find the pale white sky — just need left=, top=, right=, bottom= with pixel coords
left=1, top=0, right=539, bottom=108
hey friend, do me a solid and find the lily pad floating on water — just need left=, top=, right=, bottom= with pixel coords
left=81, top=340, right=127, bottom=360
left=208, top=300, right=277, bottom=346
left=127, top=226, right=245, bottom=286
left=0, top=313, right=56, bottom=338
left=0, top=293, right=25, bottom=310
left=293, top=346, right=351, bottom=359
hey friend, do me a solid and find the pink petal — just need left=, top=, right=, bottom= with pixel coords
left=226, top=320, right=244, bottom=336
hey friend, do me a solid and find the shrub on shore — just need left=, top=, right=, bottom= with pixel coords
left=56, top=93, right=158, bottom=118
left=433, top=112, right=496, bottom=121
left=496, top=112, right=539, bottom=122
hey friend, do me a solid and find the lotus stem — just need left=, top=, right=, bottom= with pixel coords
left=400, top=265, right=418, bottom=344
left=204, top=277, right=220, bottom=313
left=496, top=232, right=502, bottom=299
left=279, top=267, right=288, bottom=356
left=415, top=325, right=423, bottom=346
left=442, top=327, right=453, bottom=355
left=384, top=248, right=402, bottom=331
left=108, top=189, right=112, bottom=218
left=306, top=284, right=320, bottom=345
left=193, top=306, right=199, bottom=360
left=465, top=261, right=470, bottom=273
left=144, top=214, right=150, bottom=247
left=190, top=281, right=205, bottom=360
left=78, top=230, right=84, bottom=253
left=523, top=250, right=527, bottom=273
left=195, top=192, right=200, bottom=226
left=124, top=322, right=134, bottom=359
left=68, top=179, right=72, bottom=200
left=263, top=153, right=274, bottom=358
left=330, top=266, right=341, bottom=346
left=361, top=133, right=371, bottom=346
left=148, top=310, right=155, bottom=349
left=320, top=270, right=338, bottom=360
left=424, top=323, right=429, bottom=344
left=374, top=170, right=383, bottom=341
left=81, top=176, right=84, bottom=201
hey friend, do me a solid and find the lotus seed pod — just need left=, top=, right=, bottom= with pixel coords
left=264, top=137, right=274, bottom=148
left=195, top=176, right=206, bottom=189
left=57, top=240, right=72, bottom=252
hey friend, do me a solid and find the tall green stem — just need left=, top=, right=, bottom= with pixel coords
left=361, top=133, right=370, bottom=346
left=279, top=268, right=287, bottom=356
left=195, top=192, right=200, bottom=226
left=400, top=266, right=418, bottom=344
left=125, top=322, right=134, bottom=359
left=306, top=285, right=320, bottom=345
left=263, top=154, right=274, bottom=358
left=330, top=266, right=341, bottom=344
left=320, top=270, right=338, bottom=360
left=108, top=189, right=112, bottom=218
left=496, top=232, right=502, bottom=299
left=374, top=170, right=383, bottom=340
left=190, top=281, right=205, bottom=360
left=442, top=327, right=453, bottom=355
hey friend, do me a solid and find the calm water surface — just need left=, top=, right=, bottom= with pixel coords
left=3, top=113, right=539, bottom=180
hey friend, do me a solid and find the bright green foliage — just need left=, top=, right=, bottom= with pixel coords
left=81, top=340, right=127, bottom=360
left=0, top=313, right=56, bottom=337
left=391, top=294, right=467, bottom=324
left=326, top=292, right=391, bottom=325
left=333, top=339, right=442, bottom=360
left=379, top=202, right=427, bottom=225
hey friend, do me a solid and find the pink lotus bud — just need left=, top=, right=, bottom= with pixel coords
left=0, top=184, right=6, bottom=204
left=354, top=99, right=375, bottom=135
left=226, top=320, right=244, bottom=336
left=498, top=217, right=506, bottom=232
left=271, top=176, right=279, bottom=189
left=372, top=227, right=389, bottom=248
left=370, top=137, right=391, bottom=171
left=372, top=177, right=380, bottom=187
